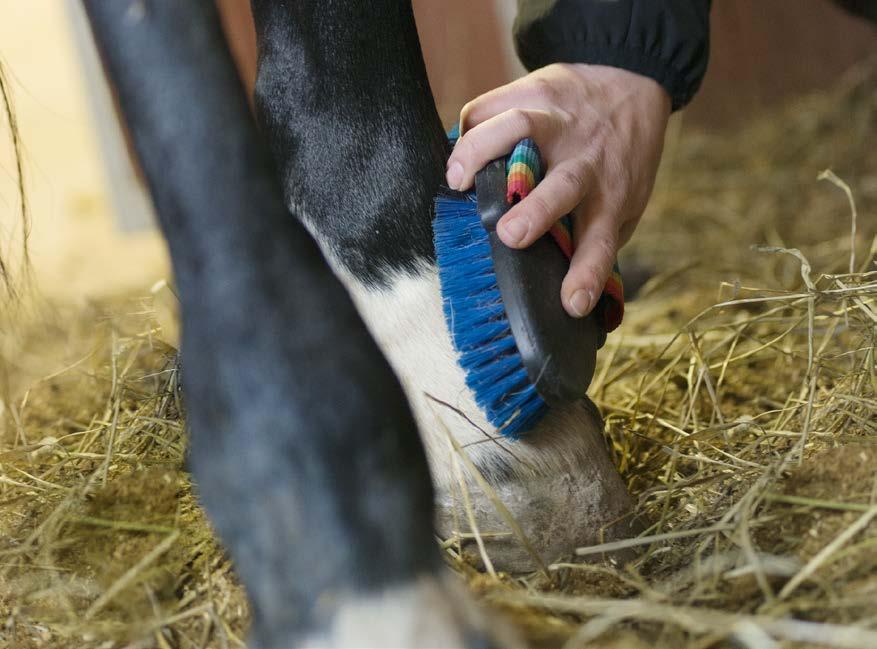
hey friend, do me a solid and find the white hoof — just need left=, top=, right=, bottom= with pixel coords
left=435, top=399, right=640, bottom=573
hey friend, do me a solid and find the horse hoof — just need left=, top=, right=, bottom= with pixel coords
left=435, top=400, right=641, bottom=573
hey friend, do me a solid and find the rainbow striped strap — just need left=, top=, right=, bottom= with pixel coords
left=505, top=139, right=624, bottom=332
left=506, top=138, right=540, bottom=203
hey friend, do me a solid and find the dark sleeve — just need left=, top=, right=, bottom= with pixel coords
left=514, top=0, right=712, bottom=111
left=831, top=0, right=877, bottom=23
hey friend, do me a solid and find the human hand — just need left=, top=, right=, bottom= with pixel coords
left=445, top=63, right=671, bottom=318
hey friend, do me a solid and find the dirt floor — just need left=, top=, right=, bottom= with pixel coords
left=1, top=15, right=876, bottom=649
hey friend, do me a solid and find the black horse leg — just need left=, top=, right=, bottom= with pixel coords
left=81, top=2, right=497, bottom=647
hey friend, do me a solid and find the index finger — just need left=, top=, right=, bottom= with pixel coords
left=446, top=108, right=556, bottom=191
left=459, top=75, right=556, bottom=134
left=496, top=162, right=592, bottom=248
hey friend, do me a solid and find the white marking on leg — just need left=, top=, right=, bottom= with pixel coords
left=299, top=574, right=520, bottom=649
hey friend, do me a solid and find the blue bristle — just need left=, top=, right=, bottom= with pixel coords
left=433, top=192, right=548, bottom=437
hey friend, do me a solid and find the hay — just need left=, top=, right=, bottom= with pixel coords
left=2, top=61, right=876, bottom=647
left=0, top=303, right=250, bottom=648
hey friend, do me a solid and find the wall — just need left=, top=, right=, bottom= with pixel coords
left=214, top=0, right=877, bottom=129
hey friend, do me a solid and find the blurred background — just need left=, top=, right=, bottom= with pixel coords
left=0, top=0, right=874, bottom=307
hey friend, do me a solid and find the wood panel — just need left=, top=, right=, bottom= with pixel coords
left=686, top=0, right=877, bottom=127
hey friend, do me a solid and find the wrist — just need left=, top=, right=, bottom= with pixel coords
left=565, top=63, right=672, bottom=121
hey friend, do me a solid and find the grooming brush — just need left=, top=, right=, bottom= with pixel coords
left=433, top=139, right=622, bottom=437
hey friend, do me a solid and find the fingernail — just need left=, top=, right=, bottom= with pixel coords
left=501, top=217, right=529, bottom=245
left=446, top=161, right=464, bottom=190
left=568, top=289, right=594, bottom=318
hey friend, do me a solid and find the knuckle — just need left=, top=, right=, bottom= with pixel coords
left=555, top=107, right=576, bottom=130
left=593, top=233, right=618, bottom=262
left=459, top=101, right=474, bottom=126
left=508, top=107, right=534, bottom=133
left=527, top=194, right=554, bottom=226
left=530, top=76, right=558, bottom=103
left=565, top=263, right=599, bottom=294
left=554, top=166, right=585, bottom=197
left=580, top=145, right=603, bottom=175
left=453, top=134, right=478, bottom=164
left=579, top=262, right=606, bottom=287
left=576, top=153, right=598, bottom=178
left=459, top=98, right=481, bottom=129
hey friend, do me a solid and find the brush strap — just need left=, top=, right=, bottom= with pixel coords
left=477, top=158, right=605, bottom=405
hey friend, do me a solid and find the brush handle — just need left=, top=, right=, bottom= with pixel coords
left=475, top=158, right=509, bottom=231
left=476, top=159, right=605, bottom=405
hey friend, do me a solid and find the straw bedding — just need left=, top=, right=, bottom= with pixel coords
left=1, top=61, right=875, bottom=648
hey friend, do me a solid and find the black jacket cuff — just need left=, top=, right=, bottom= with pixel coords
left=514, top=0, right=712, bottom=111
